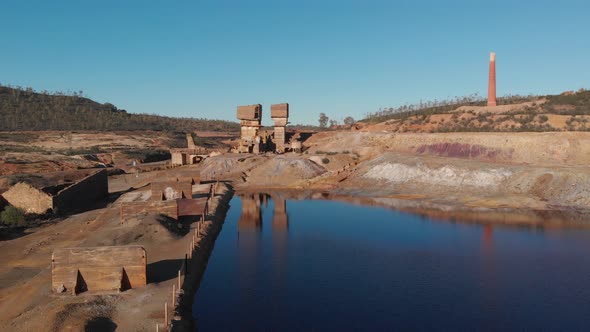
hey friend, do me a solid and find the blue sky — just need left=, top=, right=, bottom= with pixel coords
left=1, top=0, right=589, bottom=125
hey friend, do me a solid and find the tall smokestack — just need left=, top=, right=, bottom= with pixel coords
left=487, top=52, right=497, bottom=107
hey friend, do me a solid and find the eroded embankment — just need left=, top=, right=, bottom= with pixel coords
left=345, top=153, right=590, bottom=210
left=171, top=184, right=234, bottom=332
left=305, top=131, right=590, bottom=166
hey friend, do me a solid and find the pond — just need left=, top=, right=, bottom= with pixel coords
left=193, top=194, right=590, bottom=331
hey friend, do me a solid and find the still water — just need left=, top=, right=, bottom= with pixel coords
left=193, top=194, right=590, bottom=331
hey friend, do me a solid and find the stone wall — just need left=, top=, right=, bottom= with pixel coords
left=150, top=181, right=192, bottom=201
left=274, top=127, right=286, bottom=152
left=53, top=170, right=108, bottom=213
left=171, top=152, right=186, bottom=166
left=177, top=198, right=207, bottom=217
left=1, top=182, right=53, bottom=214
left=51, top=246, right=146, bottom=294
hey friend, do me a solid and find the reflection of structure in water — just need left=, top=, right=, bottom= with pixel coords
left=272, top=196, right=288, bottom=230
left=237, top=193, right=289, bottom=290
left=238, top=193, right=265, bottom=230
left=237, top=193, right=289, bottom=231
left=482, top=224, right=493, bottom=252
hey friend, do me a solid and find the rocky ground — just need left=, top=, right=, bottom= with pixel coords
left=0, top=130, right=237, bottom=176
left=2, top=126, right=590, bottom=331
left=0, top=169, right=232, bottom=332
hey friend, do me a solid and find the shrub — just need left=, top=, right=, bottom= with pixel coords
left=1, top=206, right=26, bottom=226
left=321, top=158, right=330, bottom=164
left=539, top=115, right=549, bottom=123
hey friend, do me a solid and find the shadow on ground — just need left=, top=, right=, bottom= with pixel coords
left=84, top=316, right=117, bottom=332
left=147, top=258, right=185, bottom=283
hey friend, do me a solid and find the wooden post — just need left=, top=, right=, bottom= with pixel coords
left=156, top=322, right=159, bottom=332
left=178, top=270, right=181, bottom=289
left=172, top=284, right=176, bottom=307
left=164, top=302, right=168, bottom=327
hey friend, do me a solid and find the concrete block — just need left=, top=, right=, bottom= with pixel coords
left=271, top=103, right=289, bottom=118
left=237, top=104, right=262, bottom=120
left=51, top=246, right=147, bottom=294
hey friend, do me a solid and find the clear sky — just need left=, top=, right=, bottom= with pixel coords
left=1, top=0, right=589, bottom=125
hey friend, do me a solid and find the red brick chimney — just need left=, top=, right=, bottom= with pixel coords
left=487, top=52, right=497, bottom=107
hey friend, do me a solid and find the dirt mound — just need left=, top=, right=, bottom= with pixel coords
left=200, top=154, right=264, bottom=181
left=362, top=155, right=512, bottom=190
left=346, top=152, right=590, bottom=210
left=247, top=156, right=326, bottom=187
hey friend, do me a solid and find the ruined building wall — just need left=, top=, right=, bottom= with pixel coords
left=1, top=182, right=53, bottom=214
left=271, top=103, right=289, bottom=153
left=53, top=170, right=108, bottom=213
left=274, top=127, right=286, bottom=149
left=171, top=152, right=186, bottom=166
left=150, top=181, right=192, bottom=201
left=240, top=120, right=261, bottom=139
left=186, top=133, right=196, bottom=149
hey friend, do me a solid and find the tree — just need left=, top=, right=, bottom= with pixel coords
left=329, top=119, right=338, bottom=127
left=1, top=206, right=25, bottom=226
left=343, top=116, right=355, bottom=125
left=318, top=113, right=329, bottom=128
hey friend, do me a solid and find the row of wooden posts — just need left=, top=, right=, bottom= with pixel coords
left=157, top=181, right=220, bottom=332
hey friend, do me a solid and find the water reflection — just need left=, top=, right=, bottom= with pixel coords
left=238, top=193, right=264, bottom=230
left=195, top=193, right=590, bottom=331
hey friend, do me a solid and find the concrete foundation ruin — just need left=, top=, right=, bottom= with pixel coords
left=120, top=174, right=208, bottom=222
left=150, top=180, right=192, bottom=201
left=171, top=133, right=209, bottom=166
left=236, top=103, right=294, bottom=154
left=0, top=169, right=108, bottom=214
left=237, top=104, right=263, bottom=153
left=51, top=246, right=147, bottom=295
left=271, top=103, right=289, bottom=153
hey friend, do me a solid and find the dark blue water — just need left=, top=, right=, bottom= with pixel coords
left=193, top=194, right=590, bottom=331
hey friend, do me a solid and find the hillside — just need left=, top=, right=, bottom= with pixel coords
left=361, top=89, right=590, bottom=133
left=0, top=85, right=239, bottom=132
